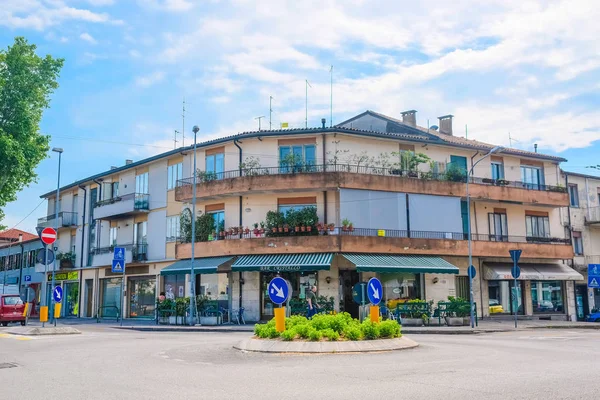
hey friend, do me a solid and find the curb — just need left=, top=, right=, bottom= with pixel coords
left=114, top=326, right=253, bottom=333
left=234, top=336, right=419, bottom=353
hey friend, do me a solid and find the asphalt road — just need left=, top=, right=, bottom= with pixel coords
left=0, top=325, right=597, bottom=399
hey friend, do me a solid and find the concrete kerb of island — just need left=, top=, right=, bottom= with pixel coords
left=6, top=326, right=81, bottom=336
left=234, top=336, right=419, bottom=354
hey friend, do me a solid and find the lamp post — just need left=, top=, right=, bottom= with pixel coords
left=466, top=146, right=503, bottom=328
left=189, top=125, right=199, bottom=325
left=51, top=147, right=63, bottom=326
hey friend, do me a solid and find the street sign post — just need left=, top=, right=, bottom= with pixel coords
left=53, top=286, right=63, bottom=303
left=40, top=227, right=57, bottom=246
left=268, top=277, right=289, bottom=332
left=37, top=227, right=57, bottom=328
left=352, top=282, right=368, bottom=321
left=20, top=286, right=35, bottom=303
left=588, top=264, right=600, bottom=289
left=468, top=265, right=476, bottom=279
left=36, top=249, right=54, bottom=265
left=112, top=247, right=126, bottom=327
left=509, top=249, right=522, bottom=329
left=367, top=278, right=383, bottom=323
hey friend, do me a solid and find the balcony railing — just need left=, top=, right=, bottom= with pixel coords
left=176, top=164, right=567, bottom=193
left=95, top=193, right=150, bottom=210
left=178, top=227, right=571, bottom=246
left=585, top=207, right=600, bottom=225
left=37, top=211, right=78, bottom=228
left=92, top=243, right=148, bottom=262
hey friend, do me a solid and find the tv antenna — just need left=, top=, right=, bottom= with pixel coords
left=174, top=130, right=179, bottom=149
left=255, top=116, right=265, bottom=131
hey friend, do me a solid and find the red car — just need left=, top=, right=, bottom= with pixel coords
left=0, top=295, right=26, bottom=326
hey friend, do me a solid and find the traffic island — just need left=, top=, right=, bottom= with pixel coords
left=235, top=336, right=418, bottom=353
left=7, top=326, right=81, bottom=336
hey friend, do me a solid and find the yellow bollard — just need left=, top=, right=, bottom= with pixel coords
left=274, top=307, right=286, bottom=332
left=40, top=306, right=48, bottom=322
left=370, top=306, right=379, bottom=323
left=54, top=303, right=62, bottom=319
left=22, top=303, right=29, bottom=317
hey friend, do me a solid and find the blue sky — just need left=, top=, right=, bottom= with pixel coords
left=1, top=0, right=600, bottom=232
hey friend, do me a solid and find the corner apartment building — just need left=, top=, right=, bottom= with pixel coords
left=561, top=171, right=600, bottom=318
left=38, top=109, right=578, bottom=322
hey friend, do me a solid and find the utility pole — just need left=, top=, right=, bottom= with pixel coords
left=305, top=79, right=311, bottom=128
left=330, top=65, right=333, bottom=127
left=269, top=96, right=273, bottom=130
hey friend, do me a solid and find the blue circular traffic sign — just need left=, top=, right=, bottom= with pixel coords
left=53, top=286, right=63, bottom=303
left=468, top=265, right=476, bottom=279
left=268, top=277, right=289, bottom=305
left=511, top=265, right=521, bottom=279
left=367, top=277, right=383, bottom=305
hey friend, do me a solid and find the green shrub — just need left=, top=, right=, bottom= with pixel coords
left=280, top=329, right=297, bottom=341
left=322, top=328, right=340, bottom=341
left=254, top=324, right=267, bottom=337
left=329, top=313, right=349, bottom=333
left=310, top=314, right=331, bottom=330
left=286, top=315, right=308, bottom=329
left=267, top=326, right=280, bottom=339
left=308, top=328, right=322, bottom=341
left=379, top=320, right=401, bottom=338
left=344, top=326, right=362, bottom=341
left=361, top=320, right=380, bottom=340
left=295, top=324, right=311, bottom=339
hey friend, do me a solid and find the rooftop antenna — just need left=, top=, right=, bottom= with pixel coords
left=330, top=65, right=333, bottom=127
left=182, top=98, right=186, bottom=147
left=255, top=116, right=265, bottom=131
left=508, top=132, right=520, bottom=147
left=465, top=124, right=468, bottom=139
left=305, top=79, right=312, bottom=128
left=269, top=96, right=273, bottom=130
left=174, top=130, right=179, bottom=149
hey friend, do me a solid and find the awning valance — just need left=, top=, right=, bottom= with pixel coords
left=483, top=263, right=583, bottom=281
left=341, top=253, right=459, bottom=274
left=160, top=256, right=234, bottom=276
left=232, top=253, right=333, bottom=272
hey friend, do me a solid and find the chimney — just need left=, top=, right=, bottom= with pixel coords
left=18, top=234, right=23, bottom=242
left=438, top=115, right=454, bottom=135
left=321, top=118, right=326, bottom=128
left=125, top=159, right=133, bottom=165
left=401, top=110, right=417, bottom=127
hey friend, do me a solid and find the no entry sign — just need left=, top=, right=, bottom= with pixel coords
left=40, top=227, right=57, bottom=245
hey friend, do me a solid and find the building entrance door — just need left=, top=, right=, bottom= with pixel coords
left=340, top=270, right=359, bottom=318
left=575, top=284, right=589, bottom=321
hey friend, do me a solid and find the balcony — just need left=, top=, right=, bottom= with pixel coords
left=175, top=164, right=568, bottom=206
left=585, top=207, right=600, bottom=225
left=91, top=243, right=148, bottom=267
left=176, top=228, right=573, bottom=260
left=37, top=211, right=78, bottom=229
left=93, top=193, right=149, bottom=220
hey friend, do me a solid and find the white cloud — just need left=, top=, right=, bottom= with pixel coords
left=129, top=49, right=141, bottom=58
left=80, top=32, right=97, bottom=44
left=86, top=0, right=115, bottom=5
left=135, top=71, right=166, bottom=88
left=137, top=0, right=194, bottom=12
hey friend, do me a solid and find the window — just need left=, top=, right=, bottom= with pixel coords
left=488, top=212, right=508, bottom=241
left=568, top=184, right=579, bottom=207
left=166, top=216, right=181, bottom=242
left=278, top=204, right=316, bottom=215
left=72, top=194, right=78, bottom=214
left=573, top=231, right=583, bottom=255
left=491, top=162, right=504, bottom=180
left=206, top=153, right=224, bottom=179
left=209, top=211, right=225, bottom=235
left=521, top=166, right=542, bottom=189
left=135, top=172, right=149, bottom=194
left=526, top=214, right=550, bottom=238
left=164, top=275, right=185, bottom=299
left=279, top=144, right=316, bottom=171
left=488, top=281, right=524, bottom=315
left=109, top=227, right=118, bottom=246
left=70, top=235, right=76, bottom=253
left=449, top=155, right=468, bottom=174
left=167, top=162, right=183, bottom=190
left=111, top=182, right=119, bottom=198
left=3, top=296, right=23, bottom=305
left=455, top=276, right=469, bottom=300
left=134, top=221, right=147, bottom=244
left=531, top=281, right=564, bottom=314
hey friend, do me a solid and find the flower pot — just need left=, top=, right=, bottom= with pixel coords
left=253, top=229, right=259, bottom=235
left=278, top=228, right=283, bottom=233
left=272, top=228, right=277, bottom=233
left=348, top=226, right=354, bottom=232
left=284, top=228, right=289, bottom=233
left=295, top=226, right=300, bottom=232
left=307, top=226, right=312, bottom=232
left=445, top=317, right=464, bottom=326
left=301, top=226, right=306, bottom=232
left=400, top=318, right=424, bottom=327
left=168, top=316, right=177, bottom=325
left=342, top=226, right=348, bottom=232
left=260, top=228, right=264, bottom=234
left=329, top=226, right=335, bottom=232
left=463, top=317, right=472, bottom=326
left=245, top=228, right=250, bottom=234
left=200, top=316, right=219, bottom=326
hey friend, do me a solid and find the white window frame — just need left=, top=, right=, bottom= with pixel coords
left=109, top=227, right=118, bottom=246
left=168, top=163, right=183, bottom=190
left=166, top=216, right=180, bottom=242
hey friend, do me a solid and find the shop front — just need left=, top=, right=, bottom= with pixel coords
left=128, top=276, right=156, bottom=318
left=46, top=271, right=80, bottom=318
left=483, top=262, right=583, bottom=319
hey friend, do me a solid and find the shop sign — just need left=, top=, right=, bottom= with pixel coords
left=259, top=265, right=303, bottom=272
left=377, top=230, right=385, bottom=237
left=47, top=271, right=79, bottom=281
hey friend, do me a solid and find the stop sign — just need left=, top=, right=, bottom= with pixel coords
left=40, top=227, right=57, bottom=245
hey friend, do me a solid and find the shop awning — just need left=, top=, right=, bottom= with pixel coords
left=231, top=253, right=333, bottom=272
left=483, top=263, right=583, bottom=281
left=340, top=253, right=459, bottom=274
left=160, top=256, right=234, bottom=275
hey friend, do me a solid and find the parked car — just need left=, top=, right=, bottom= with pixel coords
left=489, top=299, right=504, bottom=314
left=586, top=311, right=600, bottom=323
left=536, top=300, right=554, bottom=312
left=0, top=295, right=26, bottom=326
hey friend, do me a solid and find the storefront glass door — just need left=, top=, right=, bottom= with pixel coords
left=488, top=280, right=524, bottom=315
left=100, top=278, right=122, bottom=318
left=63, top=282, right=79, bottom=317
left=128, top=276, right=156, bottom=318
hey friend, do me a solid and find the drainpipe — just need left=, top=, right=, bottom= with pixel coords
left=233, top=139, right=243, bottom=310
left=322, top=133, right=328, bottom=224
left=93, top=179, right=103, bottom=249
left=78, top=185, right=87, bottom=318
left=17, top=236, right=24, bottom=292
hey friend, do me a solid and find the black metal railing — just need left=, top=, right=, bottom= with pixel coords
left=178, top=226, right=571, bottom=245
left=176, top=163, right=567, bottom=193
left=94, top=193, right=150, bottom=211
left=92, top=243, right=148, bottom=260
left=37, top=211, right=78, bottom=227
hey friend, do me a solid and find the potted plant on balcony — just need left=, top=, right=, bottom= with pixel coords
left=219, top=230, right=225, bottom=238
left=244, top=226, right=250, bottom=235
left=253, top=223, right=259, bottom=236
left=328, top=223, right=335, bottom=232
left=283, top=223, right=289, bottom=233
left=342, top=218, right=350, bottom=232
left=259, top=221, right=265, bottom=234
left=317, top=222, right=324, bottom=233
left=444, top=296, right=471, bottom=326
left=57, top=251, right=76, bottom=269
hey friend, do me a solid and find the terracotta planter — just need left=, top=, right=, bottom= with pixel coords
left=329, top=226, right=335, bottom=232
left=349, top=226, right=354, bottom=232
left=272, top=228, right=278, bottom=233
left=260, top=228, right=264, bottom=234
left=284, top=227, right=289, bottom=233
left=245, top=228, right=250, bottom=234
left=307, top=226, right=312, bottom=232
left=342, top=226, right=348, bottom=232
left=295, top=226, right=300, bottom=232
left=253, top=229, right=259, bottom=235
left=301, top=226, right=306, bottom=232
left=278, top=228, right=283, bottom=233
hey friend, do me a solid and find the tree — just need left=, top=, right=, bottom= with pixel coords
left=0, top=37, right=64, bottom=229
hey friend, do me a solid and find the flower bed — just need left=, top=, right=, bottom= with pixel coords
left=254, top=312, right=401, bottom=342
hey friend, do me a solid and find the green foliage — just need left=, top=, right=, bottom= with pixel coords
left=379, top=320, right=401, bottom=338
left=240, top=156, right=261, bottom=176
left=280, top=328, right=297, bottom=341
left=295, top=324, right=311, bottom=339
left=444, top=164, right=467, bottom=182
left=0, top=37, right=64, bottom=228
left=321, top=328, right=340, bottom=341
left=444, top=296, right=471, bottom=317
left=361, top=320, right=381, bottom=340
left=196, top=170, right=218, bottom=182
left=265, top=210, right=285, bottom=230
left=197, top=213, right=215, bottom=242
left=307, top=328, right=322, bottom=341
left=56, top=251, right=75, bottom=262
left=343, top=325, right=362, bottom=341
left=180, top=209, right=193, bottom=243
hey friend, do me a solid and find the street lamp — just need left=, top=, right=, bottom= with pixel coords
left=466, top=145, right=503, bottom=328
left=51, top=147, right=63, bottom=326
left=189, top=126, right=199, bottom=325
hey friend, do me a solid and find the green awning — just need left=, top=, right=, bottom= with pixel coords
left=341, top=253, right=459, bottom=274
left=232, top=253, right=333, bottom=272
left=160, top=256, right=234, bottom=275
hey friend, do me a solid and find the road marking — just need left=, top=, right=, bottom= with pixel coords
left=0, top=333, right=33, bottom=341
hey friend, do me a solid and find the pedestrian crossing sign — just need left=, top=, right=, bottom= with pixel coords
left=588, top=264, right=600, bottom=288
left=112, top=260, right=124, bottom=273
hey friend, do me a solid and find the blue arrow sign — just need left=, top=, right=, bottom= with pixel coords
left=113, top=247, right=126, bottom=261
left=367, top=277, right=383, bottom=305
left=511, top=265, right=521, bottom=279
left=509, top=249, right=522, bottom=264
left=112, top=260, right=125, bottom=273
left=588, top=264, right=600, bottom=288
left=468, top=265, right=476, bottom=279
left=268, top=277, right=289, bottom=305
left=53, top=286, right=63, bottom=303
